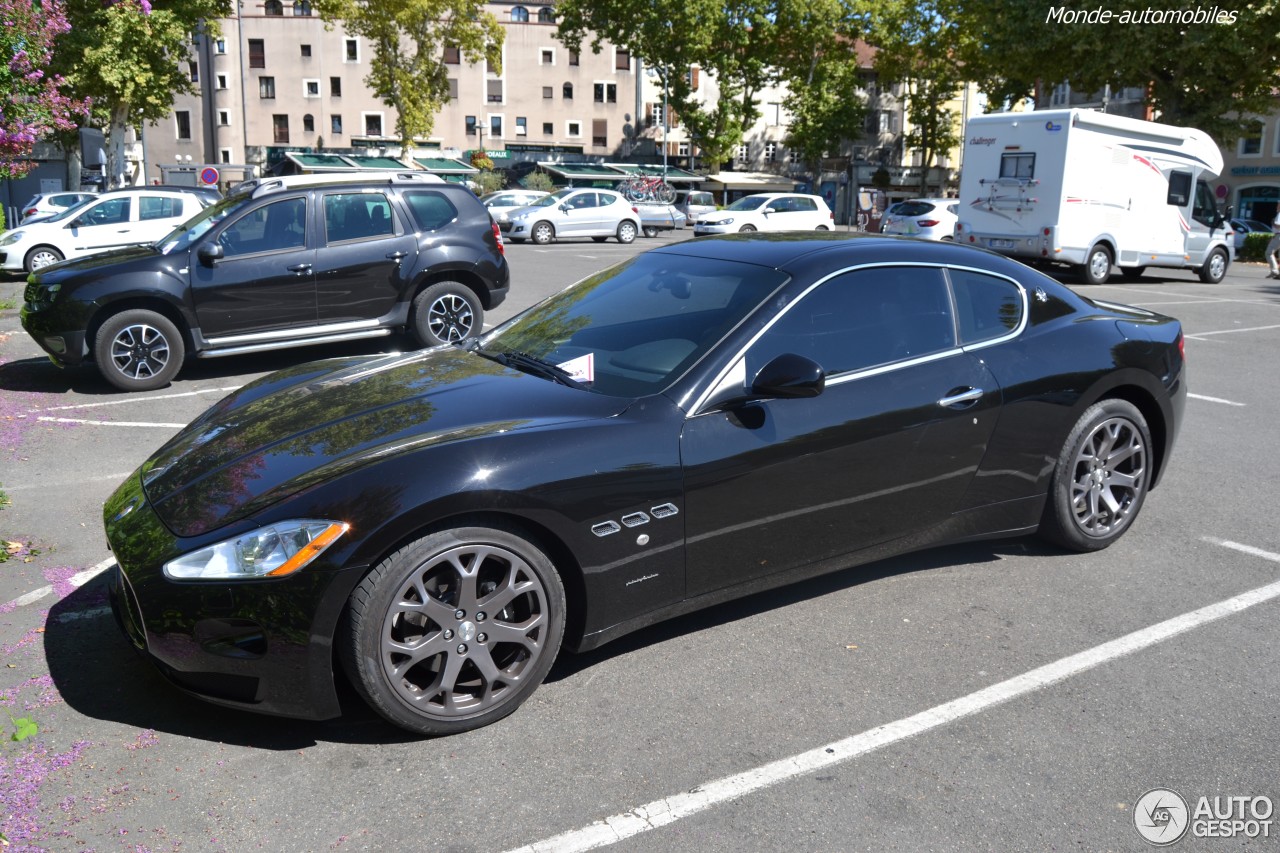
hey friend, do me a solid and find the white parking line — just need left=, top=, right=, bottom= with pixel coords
left=31, top=386, right=240, bottom=413
left=3, top=473, right=134, bottom=492
left=1186, top=322, right=1280, bottom=340
left=507, top=538, right=1280, bottom=853
left=1188, top=393, right=1246, bottom=407
left=36, top=417, right=187, bottom=428
left=3, top=558, right=113, bottom=611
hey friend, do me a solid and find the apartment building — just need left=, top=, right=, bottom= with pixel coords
left=147, top=0, right=642, bottom=180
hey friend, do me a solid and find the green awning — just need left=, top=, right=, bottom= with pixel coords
left=286, top=153, right=362, bottom=170
left=605, top=164, right=702, bottom=182
left=414, top=157, right=479, bottom=175
left=538, top=162, right=630, bottom=180
left=343, top=155, right=412, bottom=169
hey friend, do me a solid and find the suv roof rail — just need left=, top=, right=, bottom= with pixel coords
left=236, top=170, right=446, bottom=198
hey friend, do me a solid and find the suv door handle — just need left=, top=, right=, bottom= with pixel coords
left=385, top=251, right=408, bottom=261
left=287, top=263, right=312, bottom=274
left=937, top=387, right=984, bottom=409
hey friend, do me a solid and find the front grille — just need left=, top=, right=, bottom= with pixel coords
left=24, top=280, right=41, bottom=303
left=498, top=221, right=514, bottom=233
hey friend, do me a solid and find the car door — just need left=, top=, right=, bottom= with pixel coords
left=558, top=191, right=599, bottom=236
left=315, top=190, right=417, bottom=324
left=65, top=196, right=135, bottom=255
left=680, top=264, right=1002, bottom=598
left=190, top=195, right=318, bottom=338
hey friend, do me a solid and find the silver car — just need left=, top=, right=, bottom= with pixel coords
left=502, top=188, right=641, bottom=244
left=674, top=189, right=717, bottom=223
left=479, top=189, right=549, bottom=224
left=881, top=198, right=959, bottom=241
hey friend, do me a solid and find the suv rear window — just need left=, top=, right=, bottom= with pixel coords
left=403, top=191, right=460, bottom=231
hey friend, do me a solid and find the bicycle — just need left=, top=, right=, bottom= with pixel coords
left=619, top=176, right=676, bottom=205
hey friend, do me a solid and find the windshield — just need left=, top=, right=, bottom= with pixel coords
left=528, top=190, right=573, bottom=208
left=154, top=194, right=246, bottom=255
left=480, top=252, right=788, bottom=398
left=726, top=196, right=769, bottom=212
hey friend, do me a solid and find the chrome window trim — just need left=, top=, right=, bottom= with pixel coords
left=689, top=261, right=1029, bottom=416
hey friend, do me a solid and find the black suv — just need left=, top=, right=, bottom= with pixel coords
left=21, top=172, right=509, bottom=391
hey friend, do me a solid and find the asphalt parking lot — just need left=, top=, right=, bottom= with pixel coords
left=1, top=235, right=1278, bottom=851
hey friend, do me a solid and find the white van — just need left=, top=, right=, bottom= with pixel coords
left=954, top=109, right=1234, bottom=283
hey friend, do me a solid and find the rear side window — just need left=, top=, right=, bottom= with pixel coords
left=139, top=196, right=184, bottom=221
left=949, top=269, right=1023, bottom=344
left=324, top=192, right=396, bottom=242
left=402, top=191, right=459, bottom=231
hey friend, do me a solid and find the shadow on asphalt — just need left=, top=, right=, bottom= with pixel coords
left=44, top=538, right=1061, bottom=747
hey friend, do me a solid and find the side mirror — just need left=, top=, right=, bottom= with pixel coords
left=750, top=353, right=825, bottom=399
left=197, top=243, right=224, bottom=265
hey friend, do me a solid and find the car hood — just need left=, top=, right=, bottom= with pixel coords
left=36, top=244, right=163, bottom=279
left=140, top=347, right=630, bottom=537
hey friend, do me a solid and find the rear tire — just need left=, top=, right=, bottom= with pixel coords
left=1080, top=244, right=1113, bottom=284
left=616, top=221, right=637, bottom=244
left=94, top=309, right=185, bottom=392
left=411, top=281, right=482, bottom=346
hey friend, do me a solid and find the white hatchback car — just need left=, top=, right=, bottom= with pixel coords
left=20, top=191, right=99, bottom=224
left=0, top=187, right=215, bottom=273
left=881, top=198, right=959, bottom=241
left=692, top=193, right=833, bottom=235
left=479, top=189, right=551, bottom=224
left=502, top=188, right=641, bottom=244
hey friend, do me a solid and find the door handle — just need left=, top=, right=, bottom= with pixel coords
left=937, top=387, right=984, bottom=409
left=385, top=251, right=407, bottom=261
left=287, top=263, right=312, bottom=273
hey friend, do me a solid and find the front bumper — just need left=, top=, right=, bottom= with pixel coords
left=20, top=304, right=88, bottom=367
left=104, top=472, right=356, bottom=721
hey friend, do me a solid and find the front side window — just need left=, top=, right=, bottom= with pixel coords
left=746, top=266, right=955, bottom=378
left=81, top=198, right=131, bottom=226
left=218, top=197, right=307, bottom=256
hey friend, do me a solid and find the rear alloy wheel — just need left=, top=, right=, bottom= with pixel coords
left=93, top=309, right=185, bottom=392
left=1040, top=399, right=1151, bottom=552
left=411, top=281, right=482, bottom=346
left=1198, top=247, right=1228, bottom=283
left=342, top=524, right=566, bottom=736
left=25, top=246, right=64, bottom=273
left=1081, top=244, right=1113, bottom=284
left=642, top=226, right=659, bottom=238
left=531, top=221, right=555, bottom=245
left=616, top=221, right=637, bottom=244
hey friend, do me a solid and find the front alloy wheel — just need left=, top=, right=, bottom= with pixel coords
left=93, top=309, right=185, bottom=392
left=343, top=525, right=566, bottom=735
left=531, top=221, right=555, bottom=244
left=1198, top=248, right=1228, bottom=283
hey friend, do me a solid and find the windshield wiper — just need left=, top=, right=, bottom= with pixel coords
left=474, top=348, right=586, bottom=389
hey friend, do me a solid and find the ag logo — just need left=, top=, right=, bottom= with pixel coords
left=1134, top=788, right=1190, bottom=845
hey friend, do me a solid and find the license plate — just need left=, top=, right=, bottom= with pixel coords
left=989, top=239, right=1014, bottom=249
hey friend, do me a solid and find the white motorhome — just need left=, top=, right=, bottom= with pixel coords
left=954, top=109, right=1233, bottom=284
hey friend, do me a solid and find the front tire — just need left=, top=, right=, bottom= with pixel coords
left=738, top=224, right=757, bottom=233
left=616, top=221, right=637, bottom=244
left=531, top=221, right=555, bottom=245
left=1039, top=399, right=1151, bottom=552
left=93, top=309, right=185, bottom=392
left=341, top=524, right=566, bottom=736
left=1081, top=244, right=1113, bottom=284
left=1198, top=247, right=1228, bottom=283
left=25, top=245, right=64, bottom=273
left=411, top=281, right=482, bottom=346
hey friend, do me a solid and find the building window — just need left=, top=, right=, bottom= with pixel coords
left=466, top=115, right=477, bottom=136
left=248, top=39, right=265, bottom=68
left=1239, top=120, right=1263, bottom=156
left=678, top=141, right=689, bottom=156
left=487, top=79, right=503, bottom=103
left=345, top=38, right=359, bottom=62
left=542, top=122, right=553, bottom=134
left=736, top=144, right=748, bottom=164
left=216, top=73, right=228, bottom=90
left=264, top=0, right=283, bottom=15
left=293, top=0, right=312, bottom=15
left=189, top=60, right=198, bottom=82
left=490, top=115, right=503, bottom=138
left=516, top=116, right=527, bottom=136
left=301, top=44, right=312, bottom=58
left=444, top=45, right=460, bottom=64
left=175, top=111, right=191, bottom=140
left=538, top=7, right=554, bottom=22
left=218, top=110, right=230, bottom=126
left=563, top=82, right=573, bottom=100
left=594, top=82, right=616, bottom=103
left=448, top=78, right=458, bottom=99
left=303, top=114, right=315, bottom=133
left=220, top=148, right=232, bottom=164
left=540, top=48, right=554, bottom=65
left=330, top=77, right=342, bottom=96
left=568, top=50, right=579, bottom=66
left=304, top=79, right=320, bottom=97
left=542, top=86, right=553, bottom=99
left=486, top=56, right=498, bottom=74
left=650, top=103, right=664, bottom=128
left=510, top=5, right=528, bottom=21
left=363, top=113, right=383, bottom=136
left=273, top=114, right=289, bottom=143
left=567, top=121, right=581, bottom=137
left=615, top=49, right=630, bottom=70
left=259, top=77, right=276, bottom=99
left=215, top=38, right=226, bottom=54
left=764, top=141, right=778, bottom=163
left=331, top=115, right=343, bottom=134
left=592, top=119, right=607, bottom=148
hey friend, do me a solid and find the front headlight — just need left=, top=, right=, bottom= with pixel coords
left=164, top=520, right=349, bottom=580
left=0, top=231, right=25, bottom=246
left=718, top=218, right=734, bottom=226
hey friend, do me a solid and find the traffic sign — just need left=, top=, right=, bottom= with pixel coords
left=200, top=167, right=220, bottom=185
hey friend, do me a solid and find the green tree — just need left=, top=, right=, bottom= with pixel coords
left=312, top=0, right=503, bottom=148
left=52, top=0, right=230, bottom=185
left=783, top=52, right=868, bottom=182
left=958, top=0, right=1280, bottom=142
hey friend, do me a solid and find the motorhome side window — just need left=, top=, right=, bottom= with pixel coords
left=1167, top=171, right=1192, bottom=206
left=999, top=152, right=1035, bottom=179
